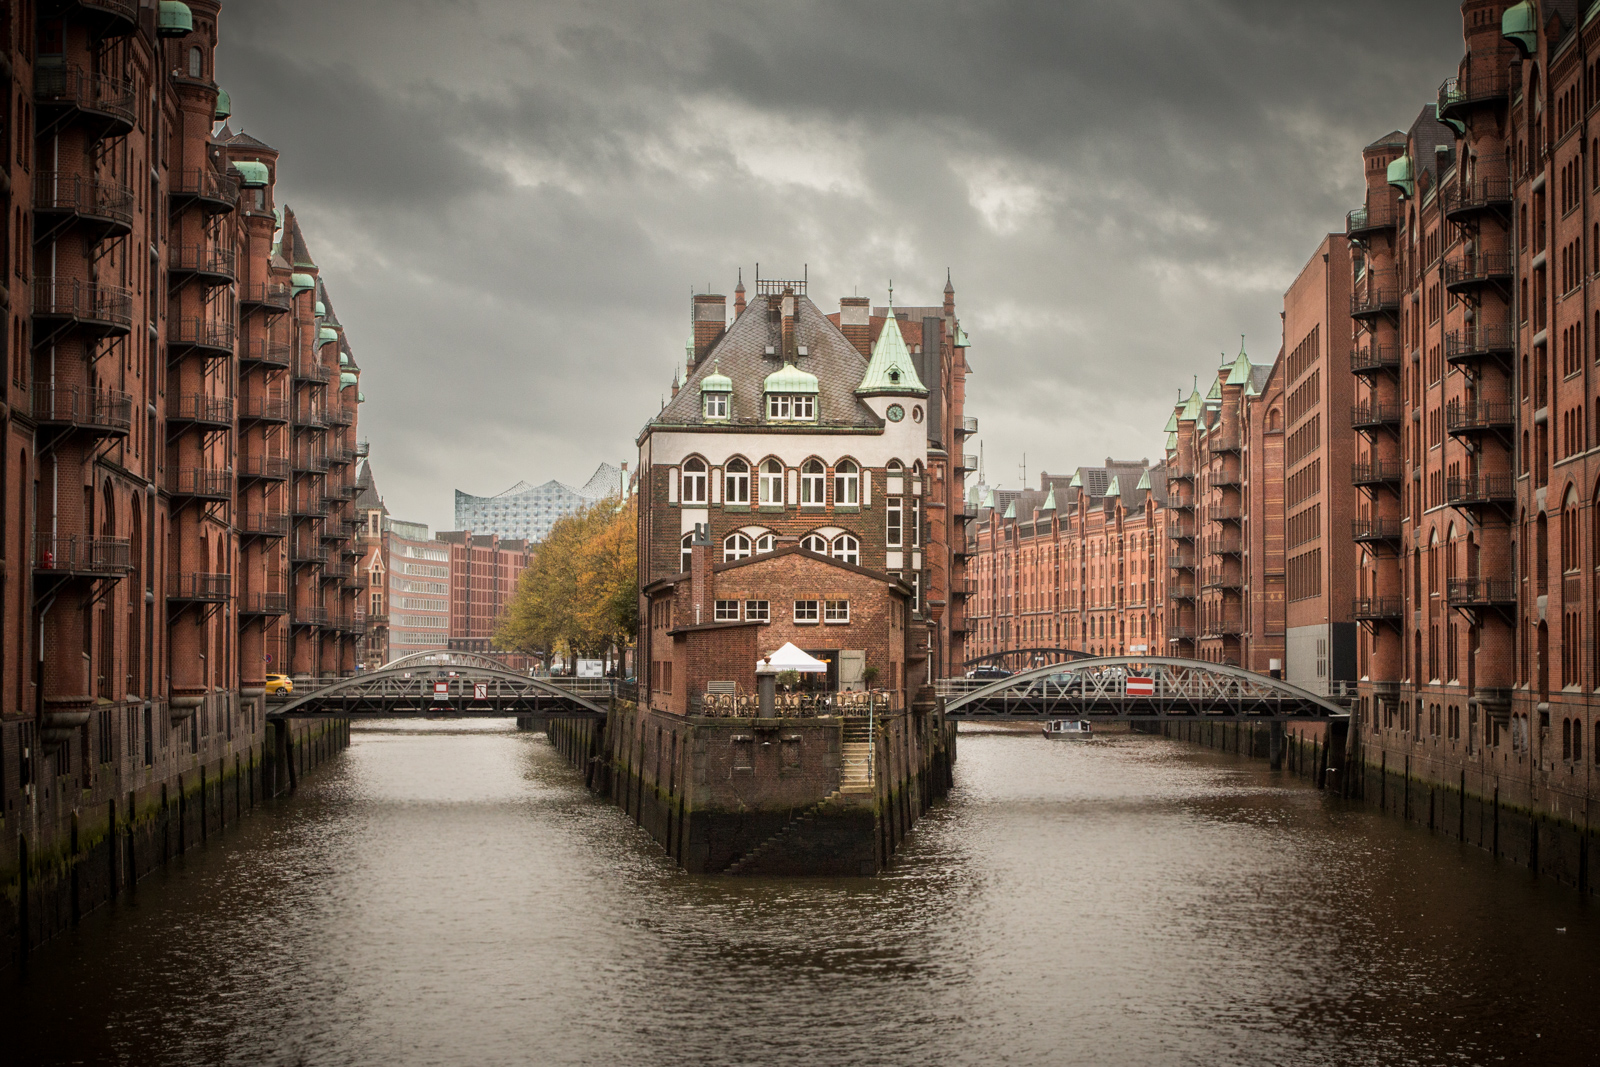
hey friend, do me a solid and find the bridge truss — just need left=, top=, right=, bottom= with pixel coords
left=941, top=656, right=1350, bottom=722
left=962, top=647, right=1089, bottom=673
left=267, top=663, right=609, bottom=721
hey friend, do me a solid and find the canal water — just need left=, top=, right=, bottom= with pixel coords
left=6, top=721, right=1599, bottom=1067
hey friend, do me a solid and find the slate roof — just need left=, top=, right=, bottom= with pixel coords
left=353, top=460, right=385, bottom=512
left=1410, top=105, right=1456, bottom=190
left=223, top=128, right=276, bottom=152
left=653, top=293, right=878, bottom=430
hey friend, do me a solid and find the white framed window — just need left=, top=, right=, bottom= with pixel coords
left=680, top=533, right=694, bottom=572
left=834, top=459, right=859, bottom=505
left=911, top=572, right=921, bottom=613
left=801, top=532, right=828, bottom=554
left=704, top=392, right=728, bottom=419
left=912, top=498, right=922, bottom=547
left=754, top=533, right=775, bottom=553
left=886, top=496, right=903, bottom=548
left=832, top=534, right=859, bottom=565
left=768, top=394, right=816, bottom=420
left=714, top=600, right=741, bottom=622
left=745, top=600, right=770, bottom=622
left=723, top=532, right=752, bottom=561
left=824, top=600, right=850, bottom=624
left=794, top=600, right=820, bottom=624
left=725, top=457, right=750, bottom=504
left=760, top=459, right=784, bottom=505
left=682, top=458, right=707, bottom=503
left=801, top=459, right=826, bottom=505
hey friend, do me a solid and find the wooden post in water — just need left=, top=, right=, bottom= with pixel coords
left=127, top=790, right=138, bottom=890
left=69, top=811, right=81, bottom=925
left=107, top=797, right=118, bottom=899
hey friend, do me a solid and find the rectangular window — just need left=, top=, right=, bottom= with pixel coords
left=714, top=599, right=740, bottom=622
left=886, top=496, right=903, bottom=547
left=911, top=573, right=921, bottom=613
left=745, top=599, right=770, bottom=622
left=824, top=599, right=850, bottom=623
left=793, top=599, right=820, bottom=624
left=704, top=393, right=727, bottom=418
left=912, top=499, right=922, bottom=547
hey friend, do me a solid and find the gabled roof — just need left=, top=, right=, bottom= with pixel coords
left=1224, top=342, right=1253, bottom=385
left=644, top=544, right=912, bottom=596
left=353, top=460, right=386, bottom=512
left=224, top=128, right=276, bottom=152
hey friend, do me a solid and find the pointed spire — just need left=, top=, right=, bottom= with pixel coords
left=858, top=289, right=927, bottom=397
left=1104, top=475, right=1121, bottom=498
left=734, top=267, right=746, bottom=316
left=1003, top=499, right=1016, bottom=519
left=1040, top=486, right=1057, bottom=511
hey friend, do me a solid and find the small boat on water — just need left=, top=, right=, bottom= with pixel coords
left=1044, top=719, right=1092, bottom=740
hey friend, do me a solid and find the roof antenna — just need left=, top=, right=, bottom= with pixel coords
left=887, top=279, right=894, bottom=309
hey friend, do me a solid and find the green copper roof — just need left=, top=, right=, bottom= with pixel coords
left=954, top=325, right=970, bottom=347
left=1180, top=385, right=1204, bottom=421
left=1104, top=475, right=1121, bottom=498
left=1003, top=500, right=1016, bottom=519
left=318, top=326, right=338, bottom=345
left=1164, top=410, right=1179, bottom=433
left=340, top=371, right=358, bottom=388
left=290, top=272, right=316, bottom=294
left=232, top=160, right=268, bottom=188
left=214, top=87, right=231, bottom=121
left=1387, top=154, right=1414, bottom=199
left=982, top=487, right=996, bottom=508
left=158, top=1, right=192, bottom=37
left=1167, top=431, right=1178, bottom=451
left=1503, top=1, right=1538, bottom=56
left=1039, top=486, right=1057, bottom=511
left=764, top=361, right=819, bottom=394
left=339, top=351, right=349, bottom=366
left=1225, top=344, right=1253, bottom=386
left=700, top=360, right=732, bottom=392
left=314, top=300, right=326, bottom=316
left=1244, top=377, right=1260, bottom=398
left=1205, top=376, right=1223, bottom=402
left=357, top=392, right=365, bottom=403
left=1069, top=470, right=1082, bottom=488
left=857, top=307, right=927, bottom=396
left=1136, top=469, right=1152, bottom=491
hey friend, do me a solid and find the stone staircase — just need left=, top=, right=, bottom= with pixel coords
left=840, top=717, right=875, bottom=794
left=723, top=790, right=843, bottom=875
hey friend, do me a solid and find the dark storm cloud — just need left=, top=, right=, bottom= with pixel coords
left=217, top=0, right=1460, bottom=529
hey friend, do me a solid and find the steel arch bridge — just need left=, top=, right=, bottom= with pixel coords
left=380, top=649, right=513, bottom=672
left=962, top=647, right=1090, bottom=673
left=942, top=656, right=1350, bottom=722
left=267, top=663, right=609, bottom=721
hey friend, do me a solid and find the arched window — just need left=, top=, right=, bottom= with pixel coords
left=681, top=458, right=707, bottom=504
left=834, top=459, right=859, bottom=505
left=753, top=533, right=774, bottom=554
left=832, top=533, right=860, bottom=564
left=801, top=532, right=828, bottom=554
left=1562, top=487, right=1580, bottom=572
left=189, top=46, right=203, bottom=78
left=680, top=533, right=694, bottom=572
left=759, top=460, right=784, bottom=505
left=801, top=459, right=825, bottom=505
left=725, top=458, right=750, bottom=505
left=723, top=532, right=751, bottom=561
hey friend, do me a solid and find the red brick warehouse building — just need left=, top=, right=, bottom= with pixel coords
left=0, top=0, right=367, bottom=926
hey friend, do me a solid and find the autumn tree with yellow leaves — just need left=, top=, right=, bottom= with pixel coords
left=495, top=496, right=637, bottom=670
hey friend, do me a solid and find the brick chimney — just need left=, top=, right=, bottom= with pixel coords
left=693, top=294, right=727, bottom=366
left=840, top=296, right=870, bottom=357
left=689, top=522, right=714, bottom=625
left=781, top=287, right=798, bottom=360
left=734, top=271, right=746, bottom=317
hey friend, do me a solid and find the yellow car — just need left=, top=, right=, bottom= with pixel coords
left=265, top=673, right=293, bottom=698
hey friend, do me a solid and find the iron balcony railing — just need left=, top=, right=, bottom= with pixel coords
left=293, top=408, right=328, bottom=430
left=31, top=384, right=133, bottom=434
left=238, top=395, right=290, bottom=423
left=1346, top=201, right=1396, bottom=238
left=1166, top=553, right=1195, bottom=570
left=1352, top=597, right=1403, bottom=620
left=1167, top=625, right=1197, bottom=641
left=293, top=606, right=329, bottom=627
left=1444, top=175, right=1514, bottom=221
left=169, top=166, right=241, bottom=212
left=355, top=440, right=371, bottom=458
left=168, top=393, right=233, bottom=427
left=323, top=561, right=355, bottom=580
left=1351, top=344, right=1401, bottom=374
left=961, top=453, right=978, bottom=470
left=241, top=592, right=289, bottom=615
left=1210, top=535, right=1243, bottom=555
left=1351, top=270, right=1400, bottom=318
left=1445, top=323, right=1515, bottom=363
left=1445, top=473, right=1516, bottom=507
left=291, top=448, right=329, bottom=472
left=290, top=540, right=328, bottom=564
left=33, top=171, right=135, bottom=229
left=238, top=455, right=289, bottom=481
left=168, top=467, right=233, bottom=499
left=962, top=415, right=979, bottom=433
left=293, top=358, right=334, bottom=385
left=292, top=495, right=328, bottom=518
left=168, top=244, right=238, bottom=282
left=240, top=511, right=289, bottom=537
left=1209, top=504, right=1243, bottom=522
left=1167, top=498, right=1194, bottom=512
left=239, top=282, right=293, bottom=311
left=168, top=317, right=235, bottom=352
left=35, top=65, right=136, bottom=129
left=1351, top=461, right=1403, bottom=486
left=1208, top=432, right=1241, bottom=453
left=1202, top=619, right=1244, bottom=636
left=1443, top=251, right=1515, bottom=291
left=1445, top=398, right=1516, bottom=435
left=1352, top=402, right=1403, bottom=430
left=33, top=533, right=131, bottom=575
left=241, top=338, right=292, bottom=367
left=326, top=407, right=355, bottom=427
left=1437, top=64, right=1510, bottom=122
left=169, top=572, right=231, bottom=602
left=1210, top=472, right=1242, bottom=488
left=33, top=279, right=133, bottom=330
left=1166, top=520, right=1195, bottom=541
left=1445, top=578, right=1517, bottom=607
left=329, top=447, right=356, bottom=466
left=1169, top=582, right=1196, bottom=600
left=1166, top=468, right=1194, bottom=482
left=1352, top=518, right=1403, bottom=542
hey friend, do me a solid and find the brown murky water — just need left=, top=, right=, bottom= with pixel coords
left=5, top=721, right=1598, bottom=1066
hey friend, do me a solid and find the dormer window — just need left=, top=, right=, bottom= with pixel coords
left=767, top=394, right=815, bottom=420
left=704, top=392, right=728, bottom=419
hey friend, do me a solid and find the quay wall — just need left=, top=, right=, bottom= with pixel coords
left=0, top=717, right=350, bottom=965
left=1157, top=719, right=1597, bottom=900
left=547, top=702, right=955, bottom=875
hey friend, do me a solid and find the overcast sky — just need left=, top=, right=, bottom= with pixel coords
left=218, top=0, right=1462, bottom=533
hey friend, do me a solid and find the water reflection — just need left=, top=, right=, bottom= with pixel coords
left=6, top=721, right=1597, bottom=1067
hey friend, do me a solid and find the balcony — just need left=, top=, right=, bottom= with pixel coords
left=1443, top=251, right=1514, bottom=294
left=323, top=561, right=355, bottom=580
left=239, top=282, right=293, bottom=314
left=168, top=244, right=238, bottom=285
left=1209, top=504, right=1242, bottom=523
left=238, top=455, right=289, bottom=482
left=1351, top=270, right=1400, bottom=321
left=1210, top=471, right=1242, bottom=489
left=1167, top=625, right=1197, bottom=642
left=31, top=384, right=133, bottom=438
left=1169, top=582, right=1196, bottom=600
left=1166, top=521, right=1195, bottom=541
left=169, top=166, right=241, bottom=215
left=240, top=592, right=289, bottom=616
left=962, top=415, right=979, bottom=433
left=1446, top=578, right=1517, bottom=609
left=322, top=518, right=351, bottom=541
left=238, top=395, right=290, bottom=424
left=1352, top=402, right=1402, bottom=431
left=33, top=172, right=134, bottom=239
left=292, top=495, right=328, bottom=519
left=291, top=449, right=329, bottom=473
left=293, top=606, right=329, bottom=628
left=33, top=533, right=131, bottom=577
left=241, top=338, right=292, bottom=368
left=1208, top=432, right=1241, bottom=454
left=1351, top=344, right=1401, bottom=375
left=59, top=0, right=139, bottom=39
left=1352, top=597, right=1403, bottom=621
left=951, top=578, right=976, bottom=597
left=1446, top=473, right=1516, bottom=509
left=33, top=280, right=133, bottom=337
left=326, top=407, right=355, bottom=428
left=1437, top=66, right=1510, bottom=125
left=293, top=408, right=328, bottom=431
left=168, top=467, right=233, bottom=501
left=239, top=511, right=289, bottom=539
left=1445, top=323, right=1515, bottom=366
left=1352, top=461, right=1403, bottom=487
left=168, top=318, right=235, bottom=358
left=328, top=446, right=356, bottom=467
left=35, top=65, right=136, bottom=138
left=1167, top=553, right=1195, bottom=570
left=290, top=540, right=328, bottom=565
left=167, top=393, right=233, bottom=430
left=960, top=453, right=978, bottom=471
left=1444, top=175, right=1514, bottom=222
left=1203, top=620, right=1244, bottom=637
left=1346, top=201, right=1397, bottom=241
left=1352, top=518, right=1403, bottom=543
left=293, top=358, right=334, bottom=386
left=1210, top=535, right=1243, bottom=556
left=1166, top=468, right=1193, bottom=483
left=1445, top=398, right=1515, bottom=437
left=355, top=440, right=371, bottom=458
left=169, top=573, right=231, bottom=604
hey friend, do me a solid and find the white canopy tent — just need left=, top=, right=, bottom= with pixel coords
left=757, top=642, right=829, bottom=673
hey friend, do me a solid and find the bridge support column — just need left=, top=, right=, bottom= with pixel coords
left=1268, top=722, right=1285, bottom=770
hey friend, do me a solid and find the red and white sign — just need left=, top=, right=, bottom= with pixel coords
left=1127, top=676, right=1155, bottom=697
left=434, top=681, right=449, bottom=700
left=474, top=683, right=487, bottom=701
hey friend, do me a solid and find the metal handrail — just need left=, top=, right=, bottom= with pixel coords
left=33, top=279, right=133, bottom=326
left=33, top=171, right=134, bottom=226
